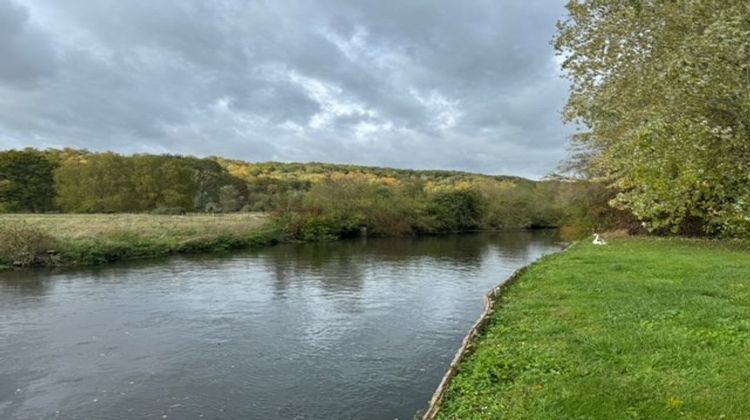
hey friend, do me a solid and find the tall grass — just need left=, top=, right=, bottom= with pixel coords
left=0, top=222, right=58, bottom=266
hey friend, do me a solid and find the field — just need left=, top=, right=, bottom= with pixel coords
left=0, top=213, right=269, bottom=239
left=437, top=238, right=750, bottom=419
left=0, top=213, right=274, bottom=267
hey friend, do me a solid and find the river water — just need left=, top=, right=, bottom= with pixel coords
left=0, top=231, right=562, bottom=419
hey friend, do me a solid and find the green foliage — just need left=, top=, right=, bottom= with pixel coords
left=279, top=177, right=416, bottom=240
left=555, top=181, right=640, bottom=240
left=55, top=152, right=134, bottom=212
left=274, top=176, right=597, bottom=240
left=218, top=185, right=241, bottom=212
left=52, top=151, right=241, bottom=213
left=0, top=149, right=57, bottom=212
left=427, top=189, right=485, bottom=231
left=191, top=157, right=244, bottom=211
left=439, top=238, right=750, bottom=419
left=0, top=148, right=618, bottom=236
left=0, top=222, right=58, bottom=266
left=555, top=0, right=750, bottom=236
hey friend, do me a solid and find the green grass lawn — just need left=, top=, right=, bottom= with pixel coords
left=437, top=238, right=750, bottom=419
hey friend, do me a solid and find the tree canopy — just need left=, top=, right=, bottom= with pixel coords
left=0, top=149, right=57, bottom=213
left=556, top=0, right=750, bottom=236
left=53, top=152, right=241, bottom=213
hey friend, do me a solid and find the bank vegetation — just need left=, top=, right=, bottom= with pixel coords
left=0, top=213, right=273, bottom=267
left=0, top=148, right=633, bottom=267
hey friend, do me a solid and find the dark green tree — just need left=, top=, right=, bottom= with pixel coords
left=0, top=149, right=58, bottom=212
left=428, top=189, right=485, bottom=231
left=218, top=185, right=241, bottom=212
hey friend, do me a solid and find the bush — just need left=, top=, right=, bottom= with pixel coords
left=273, top=177, right=602, bottom=238
left=0, top=222, right=58, bottom=266
left=275, top=177, right=422, bottom=240
left=427, top=189, right=485, bottom=231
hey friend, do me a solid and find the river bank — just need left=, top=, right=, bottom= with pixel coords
left=0, top=213, right=565, bottom=270
left=433, top=238, right=750, bottom=419
left=0, top=213, right=277, bottom=268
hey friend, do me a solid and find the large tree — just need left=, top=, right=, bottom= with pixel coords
left=555, top=0, right=750, bottom=236
left=53, top=151, right=242, bottom=213
left=0, top=149, right=57, bottom=213
left=55, top=152, right=136, bottom=213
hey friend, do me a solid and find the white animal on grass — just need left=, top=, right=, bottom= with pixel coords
left=593, top=233, right=607, bottom=245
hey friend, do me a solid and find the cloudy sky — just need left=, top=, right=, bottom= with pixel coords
left=0, top=0, right=572, bottom=179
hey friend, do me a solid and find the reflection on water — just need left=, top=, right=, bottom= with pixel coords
left=0, top=231, right=562, bottom=420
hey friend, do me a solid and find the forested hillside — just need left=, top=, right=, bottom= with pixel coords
left=0, top=148, right=624, bottom=239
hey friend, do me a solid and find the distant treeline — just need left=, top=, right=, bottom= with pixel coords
left=0, top=148, right=629, bottom=239
left=0, top=149, right=241, bottom=213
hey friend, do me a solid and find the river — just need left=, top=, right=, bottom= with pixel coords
left=0, top=231, right=562, bottom=419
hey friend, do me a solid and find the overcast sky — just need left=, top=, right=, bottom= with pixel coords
left=0, top=0, right=572, bottom=179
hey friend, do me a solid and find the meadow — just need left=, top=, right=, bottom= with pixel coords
left=0, top=213, right=275, bottom=267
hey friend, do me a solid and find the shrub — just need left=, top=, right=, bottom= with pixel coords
left=275, top=177, right=422, bottom=240
left=427, top=189, right=485, bottom=231
left=0, top=222, right=58, bottom=266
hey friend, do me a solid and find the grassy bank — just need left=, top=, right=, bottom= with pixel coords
left=0, top=213, right=276, bottom=267
left=437, top=238, right=750, bottom=419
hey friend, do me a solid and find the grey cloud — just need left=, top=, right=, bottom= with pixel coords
left=0, top=0, right=571, bottom=178
left=0, top=0, right=56, bottom=88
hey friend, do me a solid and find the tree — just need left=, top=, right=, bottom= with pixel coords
left=428, top=189, right=485, bottom=231
left=188, top=158, right=236, bottom=211
left=218, top=185, right=241, bottom=212
left=555, top=0, right=750, bottom=236
left=55, top=152, right=135, bottom=212
left=53, top=152, right=241, bottom=213
left=0, top=149, right=57, bottom=212
left=131, top=155, right=197, bottom=210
